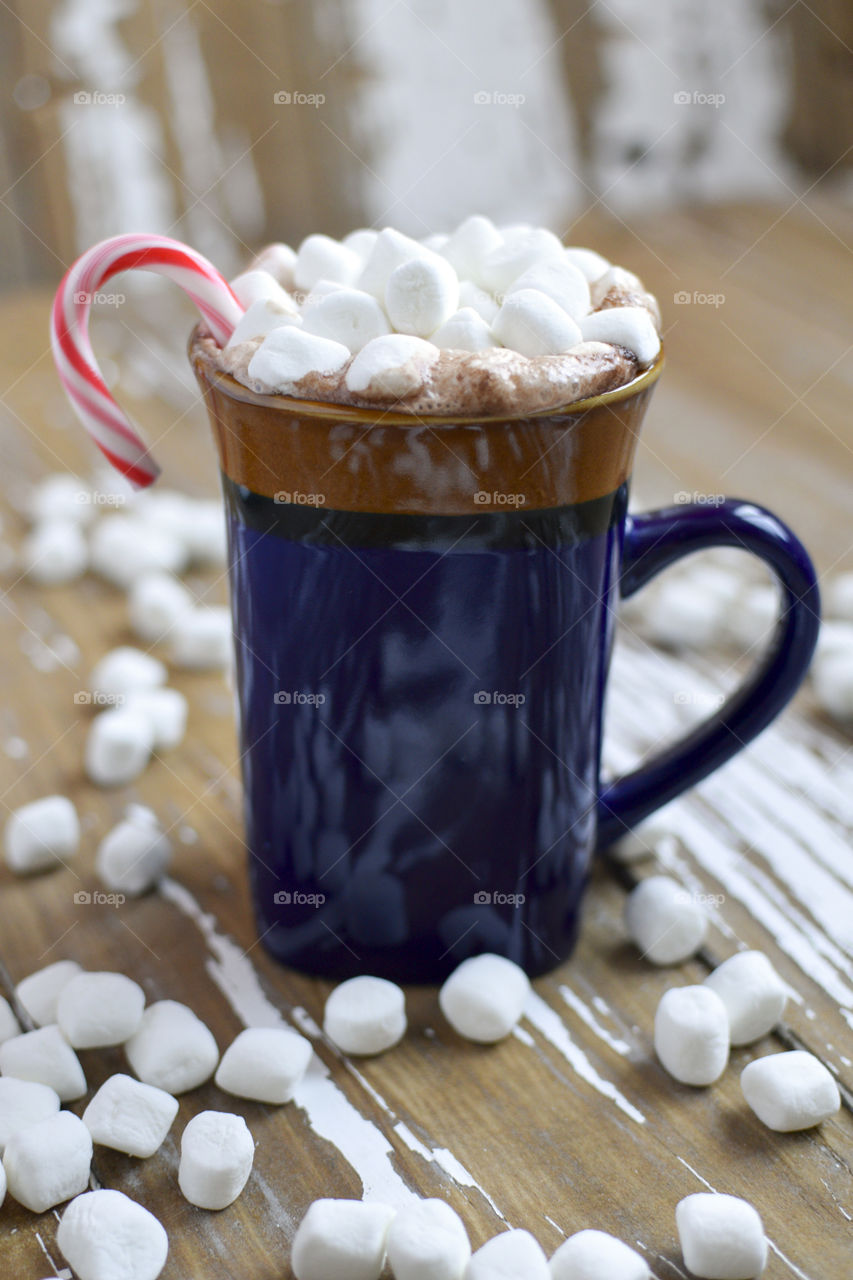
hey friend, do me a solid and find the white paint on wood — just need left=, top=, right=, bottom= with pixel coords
left=559, top=983, right=633, bottom=1056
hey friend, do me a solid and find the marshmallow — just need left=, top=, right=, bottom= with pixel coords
left=128, top=572, right=194, bottom=643
left=458, top=280, right=499, bottom=323
left=58, top=971, right=146, bottom=1048
left=357, top=227, right=431, bottom=299
left=131, top=491, right=226, bottom=567
left=675, top=1193, right=766, bottom=1280
left=169, top=605, right=233, bottom=669
left=506, top=259, right=590, bottom=321
left=343, top=228, right=380, bottom=259
left=345, top=333, right=439, bottom=400
left=4, top=794, right=80, bottom=874
left=22, top=520, right=88, bottom=584
left=549, top=1229, right=649, bottom=1280
left=179, top=1110, right=255, bottom=1210
left=3, top=1109, right=92, bottom=1212
left=812, top=647, right=853, bottom=723
left=0, top=1077, right=60, bottom=1154
left=85, top=708, right=154, bottom=787
left=301, top=278, right=348, bottom=310
left=639, top=576, right=725, bottom=650
left=291, top=1198, right=396, bottom=1280
left=124, top=688, right=188, bottom=752
left=125, top=999, right=219, bottom=1093
left=225, top=296, right=301, bottom=349
left=0, top=1025, right=86, bottom=1100
left=590, top=266, right=643, bottom=306
left=83, top=1072, right=178, bottom=1157
left=625, top=875, right=708, bottom=965
left=89, top=514, right=187, bottom=587
left=563, top=246, right=611, bottom=281
left=90, top=646, right=167, bottom=699
left=439, top=953, right=530, bottom=1043
left=302, top=287, right=391, bottom=352
left=824, top=571, right=853, bottom=621
left=609, top=813, right=677, bottom=862
left=816, top=619, right=853, bottom=660
left=385, top=254, right=460, bottom=337
left=422, top=232, right=449, bottom=252
left=295, top=234, right=363, bottom=291
left=480, top=226, right=565, bottom=294
left=441, top=215, right=503, bottom=287
left=248, top=325, right=351, bottom=393
left=492, top=289, right=582, bottom=357
left=214, top=1026, right=312, bottom=1103
left=250, top=242, right=298, bottom=289
left=181, top=499, right=227, bottom=566
left=26, top=472, right=94, bottom=526
left=466, top=1229, right=549, bottom=1279
left=57, top=1189, right=169, bottom=1280
left=431, top=307, right=494, bottom=352
left=654, top=986, right=730, bottom=1086
left=0, top=996, right=20, bottom=1044
left=704, top=951, right=787, bottom=1045
left=724, top=584, right=779, bottom=651
left=386, top=1198, right=471, bottom=1280
left=229, top=268, right=296, bottom=311
left=580, top=306, right=660, bottom=366
left=15, top=959, right=83, bottom=1026
left=323, top=975, right=407, bottom=1055
left=740, top=1050, right=840, bottom=1131
left=96, top=805, right=172, bottom=896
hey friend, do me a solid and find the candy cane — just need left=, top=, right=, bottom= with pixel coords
left=51, top=234, right=244, bottom=489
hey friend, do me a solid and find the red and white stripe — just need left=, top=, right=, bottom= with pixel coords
left=51, top=233, right=244, bottom=489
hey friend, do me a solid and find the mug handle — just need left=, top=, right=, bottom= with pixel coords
left=596, top=499, right=820, bottom=849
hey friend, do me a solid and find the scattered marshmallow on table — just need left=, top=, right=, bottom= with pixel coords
left=4, top=794, right=80, bottom=874
left=294, top=233, right=363, bottom=291
left=609, top=813, right=678, bottom=863
left=0, top=1076, right=60, bottom=1154
left=26, top=472, right=94, bottom=526
left=169, top=605, right=233, bottom=670
left=57, top=1188, right=169, bottom=1280
left=639, top=576, right=726, bottom=651
left=90, top=646, right=167, bottom=699
left=385, top=1198, right=471, bottom=1280
left=740, top=1050, right=840, bottom=1131
left=96, top=804, right=172, bottom=896
left=824, top=571, right=853, bottom=621
left=624, top=875, right=708, bottom=965
left=2, top=1109, right=92, bottom=1212
left=291, top=1198, right=396, bottom=1280
left=0, top=995, right=20, bottom=1044
left=125, top=999, right=219, bottom=1093
left=506, top=258, right=590, bottom=321
left=704, top=951, right=787, bottom=1045
left=675, top=1193, right=767, bottom=1280
left=345, top=334, right=439, bottom=399
left=178, top=1109, right=255, bottom=1210
left=439, top=952, right=530, bottom=1044
left=811, top=647, right=853, bottom=723
left=549, top=1229, right=649, bottom=1280
left=491, top=289, right=582, bottom=358
left=22, top=519, right=88, bottom=584
left=302, top=287, right=391, bottom=352
left=465, top=1228, right=549, bottom=1279
left=0, top=1024, right=87, bottom=1100
left=323, top=975, right=407, bottom=1056
left=385, top=254, right=460, bottom=338
left=15, top=958, right=82, bottom=1026
left=85, top=707, right=154, bottom=786
left=430, top=308, right=494, bottom=352
left=124, top=687, right=188, bottom=752
left=83, top=1072, right=178, bottom=1157
left=89, top=514, right=187, bottom=588
left=58, top=971, right=146, bottom=1048
left=128, top=571, right=194, bottom=643
left=580, top=306, right=660, bottom=366
left=654, top=986, right=729, bottom=1086
left=214, top=1025, right=312, bottom=1103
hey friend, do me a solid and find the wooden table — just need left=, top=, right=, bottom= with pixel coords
left=1, top=203, right=851, bottom=1278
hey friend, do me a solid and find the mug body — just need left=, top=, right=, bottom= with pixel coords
left=192, top=338, right=661, bottom=980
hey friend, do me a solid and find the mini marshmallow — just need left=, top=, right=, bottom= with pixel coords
left=609, top=813, right=678, bottom=863
left=291, top=1198, right=396, bottom=1280
left=22, top=520, right=88, bottom=584
left=178, top=1110, right=254, bottom=1210
left=128, top=572, right=194, bottom=643
left=0, top=1077, right=60, bottom=1154
left=492, top=289, right=582, bottom=357
left=549, top=1229, right=649, bottom=1280
left=816, top=619, right=853, bottom=660
left=824, top=571, right=853, bottom=621
left=675, top=1193, right=767, bottom=1280
left=90, top=646, right=167, bottom=699
left=422, top=232, right=449, bottom=252
left=640, top=576, right=725, bottom=650
left=480, top=226, right=565, bottom=294
left=58, top=971, right=146, bottom=1048
left=704, top=951, right=787, bottom=1045
left=3, top=1109, right=92, bottom=1212
left=740, top=1050, right=840, bottom=1131
left=357, top=227, right=431, bottom=299
left=345, top=333, right=439, bottom=400
left=27, top=472, right=94, bottom=526
left=57, top=1189, right=169, bottom=1280
left=180, top=499, right=227, bottom=566
left=654, top=986, right=729, bottom=1086
left=83, top=1073, right=178, bottom=1157
left=300, top=278, right=348, bottom=310
left=294, top=234, right=363, bottom=291
left=229, top=268, right=296, bottom=311
left=386, top=1198, right=471, bottom=1280
left=130, top=491, right=225, bottom=567
left=458, top=280, right=499, bottom=323
left=169, top=605, right=233, bottom=669
left=85, top=707, right=154, bottom=787
left=812, top=647, right=853, bottom=723
left=248, top=325, right=351, bottom=393
left=385, top=254, right=460, bottom=337
left=4, top=795, right=80, bottom=874
left=343, top=228, right=380, bottom=259
left=724, top=584, right=779, bottom=651
left=0, top=1025, right=86, bottom=1100
left=225, top=296, right=301, bottom=349
left=125, top=999, right=219, bottom=1093
left=250, top=242, right=298, bottom=289
left=89, top=514, right=187, bottom=588
left=441, top=214, right=503, bottom=288
left=302, top=287, right=391, bottom=352
left=124, top=688, right=188, bottom=752
left=96, top=805, right=172, bottom=896
left=590, top=265, right=644, bottom=306
left=625, top=875, right=708, bottom=965
left=0, top=996, right=20, bottom=1044
left=466, top=1229, right=549, bottom=1279
left=506, top=259, right=590, bottom=321
left=431, top=307, right=494, bottom=352
left=563, top=246, right=611, bottom=281
left=15, top=959, right=82, bottom=1026
left=580, top=306, right=660, bottom=366
left=214, top=1026, right=312, bottom=1103
left=323, top=975, right=407, bottom=1055
left=439, top=953, right=530, bottom=1043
